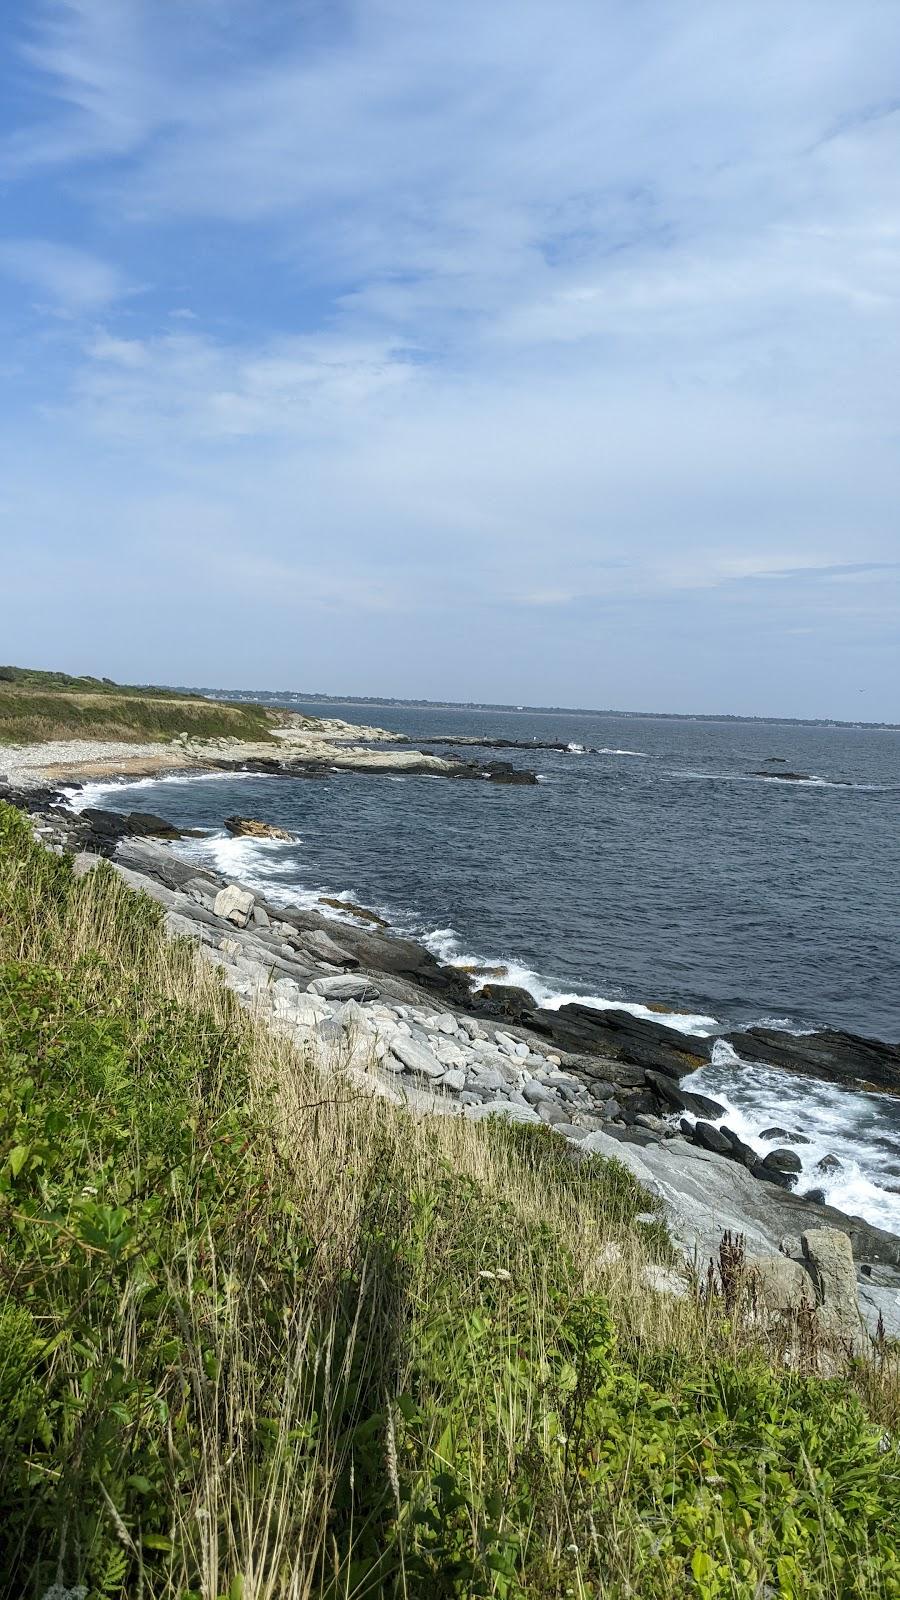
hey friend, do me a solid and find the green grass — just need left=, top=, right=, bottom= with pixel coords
left=0, top=666, right=188, bottom=696
left=0, top=668, right=277, bottom=745
left=0, top=803, right=898, bottom=1598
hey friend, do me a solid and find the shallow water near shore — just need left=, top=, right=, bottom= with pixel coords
left=68, top=700, right=900, bottom=1230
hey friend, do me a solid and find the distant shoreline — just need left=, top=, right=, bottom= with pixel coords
left=192, top=688, right=900, bottom=733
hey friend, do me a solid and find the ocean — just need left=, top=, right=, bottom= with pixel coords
left=69, top=698, right=900, bottom=1231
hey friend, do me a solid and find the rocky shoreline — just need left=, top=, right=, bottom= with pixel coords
left=0, top=726, right=539, bottom=790
left=3, top=774, right=899, bottom=1342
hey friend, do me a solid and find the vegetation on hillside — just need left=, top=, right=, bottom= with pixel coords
left=0, top=666, right=186, bottom=696
left=0, top=803, right=898, bottom=1598
left=0, top=667, right=277, bottom=745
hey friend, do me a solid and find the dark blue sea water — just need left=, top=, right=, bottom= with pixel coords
left=69, top=701, right=900, bottom=1230
left=76, top=700, right=900, bottom=1039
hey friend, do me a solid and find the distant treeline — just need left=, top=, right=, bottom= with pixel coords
left=190, top=686, right=900, bottom=731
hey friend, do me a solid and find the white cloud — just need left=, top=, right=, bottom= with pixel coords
left=0, top=236, right=128, bottom=311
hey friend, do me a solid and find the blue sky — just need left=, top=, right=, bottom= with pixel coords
left=1, top=1, right=899, bottom=717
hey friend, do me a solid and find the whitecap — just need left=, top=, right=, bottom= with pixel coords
left=682, top=1044, right=900, bottom=1234
left=64, top=770, right=264, bottom=812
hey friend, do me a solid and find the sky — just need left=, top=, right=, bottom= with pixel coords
left=1, top=1, right=899, bottom=719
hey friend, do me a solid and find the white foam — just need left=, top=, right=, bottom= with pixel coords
left=683, top=1044, right=900, bottom=1234
left=64, top=770, right=263, bottom=812
left=420, top=927, right=720, bottom=1035
left=666, top=770, right=892, bottom=791
left=596, top=747, right=650, bottom=757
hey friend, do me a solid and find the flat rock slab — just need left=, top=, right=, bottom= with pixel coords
left=466, top=1100, right=541, bottom=1125
left=309, top=974, right=379, bottom=1001
left=302, top=930, right=359, bottom=968
left=389, top=1036, right=445, bottom=1078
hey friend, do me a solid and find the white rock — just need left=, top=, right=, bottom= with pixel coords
left=598, top=1241, right=624, bottom=1267
left=467, top=1100, right=541, bottom=1125
left=440, top=1068, right=467, bottom=1092
left=470, top=1066, right=508, bottom=1093
left=72, top=851, right=102, bottom=878
left=642, top=1264, right=688, bottom=1298
left=308, top=974, right=379, bottom=1001
left=214, top=885, right=255, bottom=927
left=434, top=1013, right=458, bottom=1035
left=458, top=1018, right=485, bottom=1040
left=434, top=1040, right=467, bottom=1067
left=389, top=1036, right=445, bottom=1079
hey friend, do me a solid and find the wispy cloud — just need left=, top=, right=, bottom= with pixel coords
left=0, top=237, right=128, bottom=311
left=0, top=2, right=899, bottom=714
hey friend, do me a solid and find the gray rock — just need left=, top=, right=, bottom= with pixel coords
left=746, top=1253, right=815, bottom=1313
left=522, top=1080, right=557, bottom=1105
left=635, top=1114, right=669, bottom=1135
left=538, top=1101, right=571, bottom=1125
left=466, top=1100, right=541, bottom=1125
left=433, top=1040, right=467, bottom=1067
left=433, top=1013, right=458, bottom=1035
left=214, top=885, right=255, bottom=927
left=760, top=1127, right=810, bottom=1145
left=440, top=1068, right=467, bottom=1092
left=645, top=1072, right=725, bottom=1120
left=72, top=850, right=103, bottom=878
left=802, top=1229, right=867, bottom=1345
left=471, top=1065, right=512, bottom=1093
left=302, top=930, right=359, bottom=967
left=251, top=904, right=270, bottom=928
left=816, top=1154, right=843, bottom=1173
left=692, top=1121, right=733, bottom=1156
left=759, top=1148, right=803, bottom=1183
left=858, top=1280, right=900, bottom=1341
left=164, top=911, right=205, bottom=941
left=308, top=974, right=379, bottom=1001
left=389, top=1036, right=445, bottom=1079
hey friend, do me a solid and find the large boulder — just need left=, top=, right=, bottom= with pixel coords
left=802, top=1229, right=868, bottom=1346
left=75, top=808, right=184, bottom=853
left=476, top=983, right=536, bottom=1019
left=754, top=1148, right=803, bottom=1189
left=389, top=1036, right=445, bottom=1079
left=301, top=930, right=359, bottom=968
left=746, top=1253, right=816, bottom=1315
left=308, top=974, right=379, bottom=1002
left=646, top=1071, right=725, bottom=1119
left=214, top=885, right=255, bottom=927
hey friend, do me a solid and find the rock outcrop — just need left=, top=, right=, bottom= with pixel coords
left=726, top=1024, right=900, bottom=1095
left=224, top=815, right=293, bottom=840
